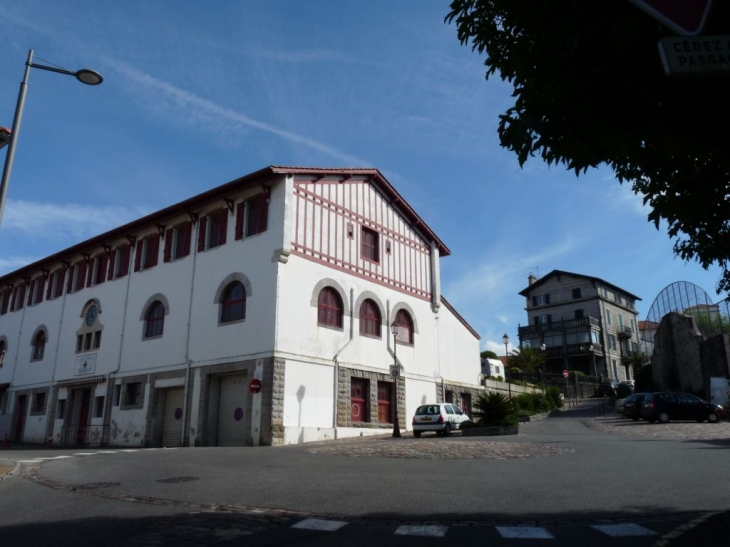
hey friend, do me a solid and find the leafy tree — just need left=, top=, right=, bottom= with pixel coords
left=627, top=351, right=650, bottom=381
left=509, top=345, right=544, bottom=372
left=446, top=1, right=730, bottom=293
left=480, top=350, right=498, bottom=359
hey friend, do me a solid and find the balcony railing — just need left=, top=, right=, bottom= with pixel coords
left=544, top=343, right=602, bottom=358
left=519, top=316, right=601, bottom=337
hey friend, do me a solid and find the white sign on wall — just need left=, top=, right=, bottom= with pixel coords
left=75, top=354, right=97, bottom=376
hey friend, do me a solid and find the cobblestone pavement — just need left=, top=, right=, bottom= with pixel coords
left=305, top=435, right=575, bottom=459
left=584, top=414, right=730, bottom=441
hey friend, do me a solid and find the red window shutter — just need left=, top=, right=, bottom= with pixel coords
left=119, top=245, right=130, bottom=276
left=36, top=278, right=45, bottom=303
left=149, top=233, right=160, bottom=267
left=66, top=266, right=75, bottom=293
left=163, top=229, right=173, bottom=262
left=85, top=259, right=94, bottom=287
left=107, top=251, right=116, bottom=280
left=27, top=280, right=35, bottom=306
left=46, top=274, right=54, bottom=299
left=56, top=270, right=65, bottom=298
left=134, top=240, right=143, bottom=272
left=235, top=202, right=244, bottom=240
left=259, top=196, right=268, bottom=232
left=182, top=222, right=192, bottom=257
left=97, top=255, right=107, bottom=285
left=77, top=262, right=87, bottom=290
left=198, top=216, right=207, bottom=252
left=219, top=210, right=228, bottom=246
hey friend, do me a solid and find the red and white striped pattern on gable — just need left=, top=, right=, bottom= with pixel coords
left=291, top=174, right=435, bottom=301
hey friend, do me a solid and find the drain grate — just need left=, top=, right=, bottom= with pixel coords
left=156, top=476, right=199, bottom=484
left=72, top=482, right=121, bottom=491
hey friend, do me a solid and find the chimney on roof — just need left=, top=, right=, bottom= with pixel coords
left=528, top=274, right=538, bottom=285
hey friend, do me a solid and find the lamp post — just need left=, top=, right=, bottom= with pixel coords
left=540, top=343, right=547, bottom=393
left=502, top=333, right=511, bottom=400
left=0, top=49, right=103, bottom=228
left=390, top=320, right=401, bottom=438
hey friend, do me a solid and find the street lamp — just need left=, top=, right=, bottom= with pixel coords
left=390, top=320, right=401, bottom=438
left=0, top=49, right=103, bottom=228
left=502, top=333, right=511, bottom=400
left=540, top=343, right=547, bottom=393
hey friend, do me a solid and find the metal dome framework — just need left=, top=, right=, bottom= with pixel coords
left=643, top=281, right=730, bottom=342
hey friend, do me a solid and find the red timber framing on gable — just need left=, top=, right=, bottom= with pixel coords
left=290, top=174, right=441, bottom=301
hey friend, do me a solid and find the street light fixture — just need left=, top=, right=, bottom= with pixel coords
left=0, top=49, right=103, bottom=228
left=390, top=320, right=401, bottom=438
left=502, top=333, right=511, bottom=400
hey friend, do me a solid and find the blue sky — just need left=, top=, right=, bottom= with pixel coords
left=0, top=1, right=724, bottom=355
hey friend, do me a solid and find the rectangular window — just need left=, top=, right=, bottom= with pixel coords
left=630, top=319, right=636, bottom=333
left=57, top=399, right=66, bottom=420
left=142, top=234, right=160, bottom=270
left=94, top=396, right=105, bottom=418
left=165, top=222, right=192, bottom=261
left=574, top=309, right=584, bottom=319
left=84, top=332, right=92, bottom=351
left=73, top=261, right=87, bottom=292
left=572, top=288, right=582, bottom=299
left=361, top=226, right=380, bottom=262
left=618, top=315, right=624, bottom=330
left=609, top=334, right=617, bottom=350
left=112, top=385, right=121, bottom=406
left=93, top=331, right=102, bottom=349
left=534, top=314, right=552, bottom=325
left=47, top=268, right=66, bottom=299
left=12, top=284, right=26, bottom=311
left=33, top=392, right=46, bottom=412
left=199, top=210, right=228, bottom=251
left=0, top=290, right=9, bottom=314
left=532, top=294, right=550, bottom=306
left=29, top=277, right=45, bottom=305
left=125, top=383, right=142, bottom=406
left=76, top=335, right=83, bottom=353
left=110, top=245, right=131, bottom=279
left=245, top=194, right=268, bottom=237
left=606, top=309, right=612, bottom=325
left=92, top=254, right=107, bottom=286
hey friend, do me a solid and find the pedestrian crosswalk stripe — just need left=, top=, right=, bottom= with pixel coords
left=592, top=523, right=657, bottom=537
left=497, top=526, right=554, bottom=539
left=395, top=525, right=448, bottom=537
left=292, top=519, right=348, bottom=531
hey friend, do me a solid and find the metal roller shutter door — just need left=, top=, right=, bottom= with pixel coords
left=217, top=375, right=248, bottom=446
left=161, top=388, right=184, bottom=447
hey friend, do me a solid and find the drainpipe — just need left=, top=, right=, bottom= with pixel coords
left=181, top=221, right=200, bottom=447
left=331, top=288, right=354, bottom=439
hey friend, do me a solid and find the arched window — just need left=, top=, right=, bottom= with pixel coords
left=144, top=301, right=165, bottom=338
left=32, top=331, right=46, bottom=361
left=221, top=281, right=246, bottom=323
left=318, top=287, right=343, bottom=328
left=359, top=299, right=381, bottom=337
left=395, top=310, right=413, bottom=344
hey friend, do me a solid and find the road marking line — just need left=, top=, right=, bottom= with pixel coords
left=395, top=525, right=448, bottom=537
left=17, top=460, right=45, bottom=464
left=291, top=519, right=348, bottom=532
left=496, top=526, right=554, bottom=539
left=73, top=453, right=98, bottom=456
left=592, top=524, right=657, bottom=537
left=119, top=450, right=140, bottom=452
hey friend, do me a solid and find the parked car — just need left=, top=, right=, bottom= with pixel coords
left=621, top=392, right=648, bottom=420
left=619, top=380, right=635, bottom=393
left=597, top=380, right=619, bottom=397
left=412, top=403, right=470, bottom=437
left=640, top=392, right=724, bottom=424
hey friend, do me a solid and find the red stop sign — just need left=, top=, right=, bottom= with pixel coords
left=629, top=0, right=713, bottom=36
left=249, top=378, right=262, bottom=394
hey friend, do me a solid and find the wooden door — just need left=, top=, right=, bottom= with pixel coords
left=350, top=379, right=367, bottom=422
left=377, top=382, right=392, bottom=424
left=14, top=395, right=27, bottom=442
left=77, top=389, right=91, bottom=445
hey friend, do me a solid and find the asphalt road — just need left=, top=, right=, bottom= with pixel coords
left=1, top=401, right=729, bottom=546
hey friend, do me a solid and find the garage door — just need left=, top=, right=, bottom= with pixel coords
left=161, top=388, right=184, bottom=447
left=217, top=375, right=248, bottom=446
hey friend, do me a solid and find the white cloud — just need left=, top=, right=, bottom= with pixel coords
left=2, top=199, right=150, bottom=242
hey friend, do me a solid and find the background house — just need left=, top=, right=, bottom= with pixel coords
left=517, top=270, right=641, bottom=382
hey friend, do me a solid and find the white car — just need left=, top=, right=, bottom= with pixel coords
left=411, top=403, right=470, bottom=437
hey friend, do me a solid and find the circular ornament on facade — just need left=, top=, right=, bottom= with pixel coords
left=174, top=407, right=183, bottom=420
left=351, top=404, right=360, bottom=418
left=234, top=407, right=244, bottom=421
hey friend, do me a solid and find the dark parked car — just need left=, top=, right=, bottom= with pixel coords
left=640, top=392, right=723, bottom=424
left=621, top=392, right=647, bottom=420
left=597, top=380, right=619, bottom=397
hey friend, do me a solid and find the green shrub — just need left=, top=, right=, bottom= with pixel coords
left=502, top=414, right=519, bottom=427
left=459, top=420, right=479, bottom=429
left=474, top=391, right=514, bottom=426
left=546, top=386, right=564, bottom=408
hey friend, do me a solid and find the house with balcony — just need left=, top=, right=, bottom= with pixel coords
left=517, top=270, right=641, bottom=382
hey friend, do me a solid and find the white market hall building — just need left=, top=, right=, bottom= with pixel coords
left=0, top=166, right=482, bottom=447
